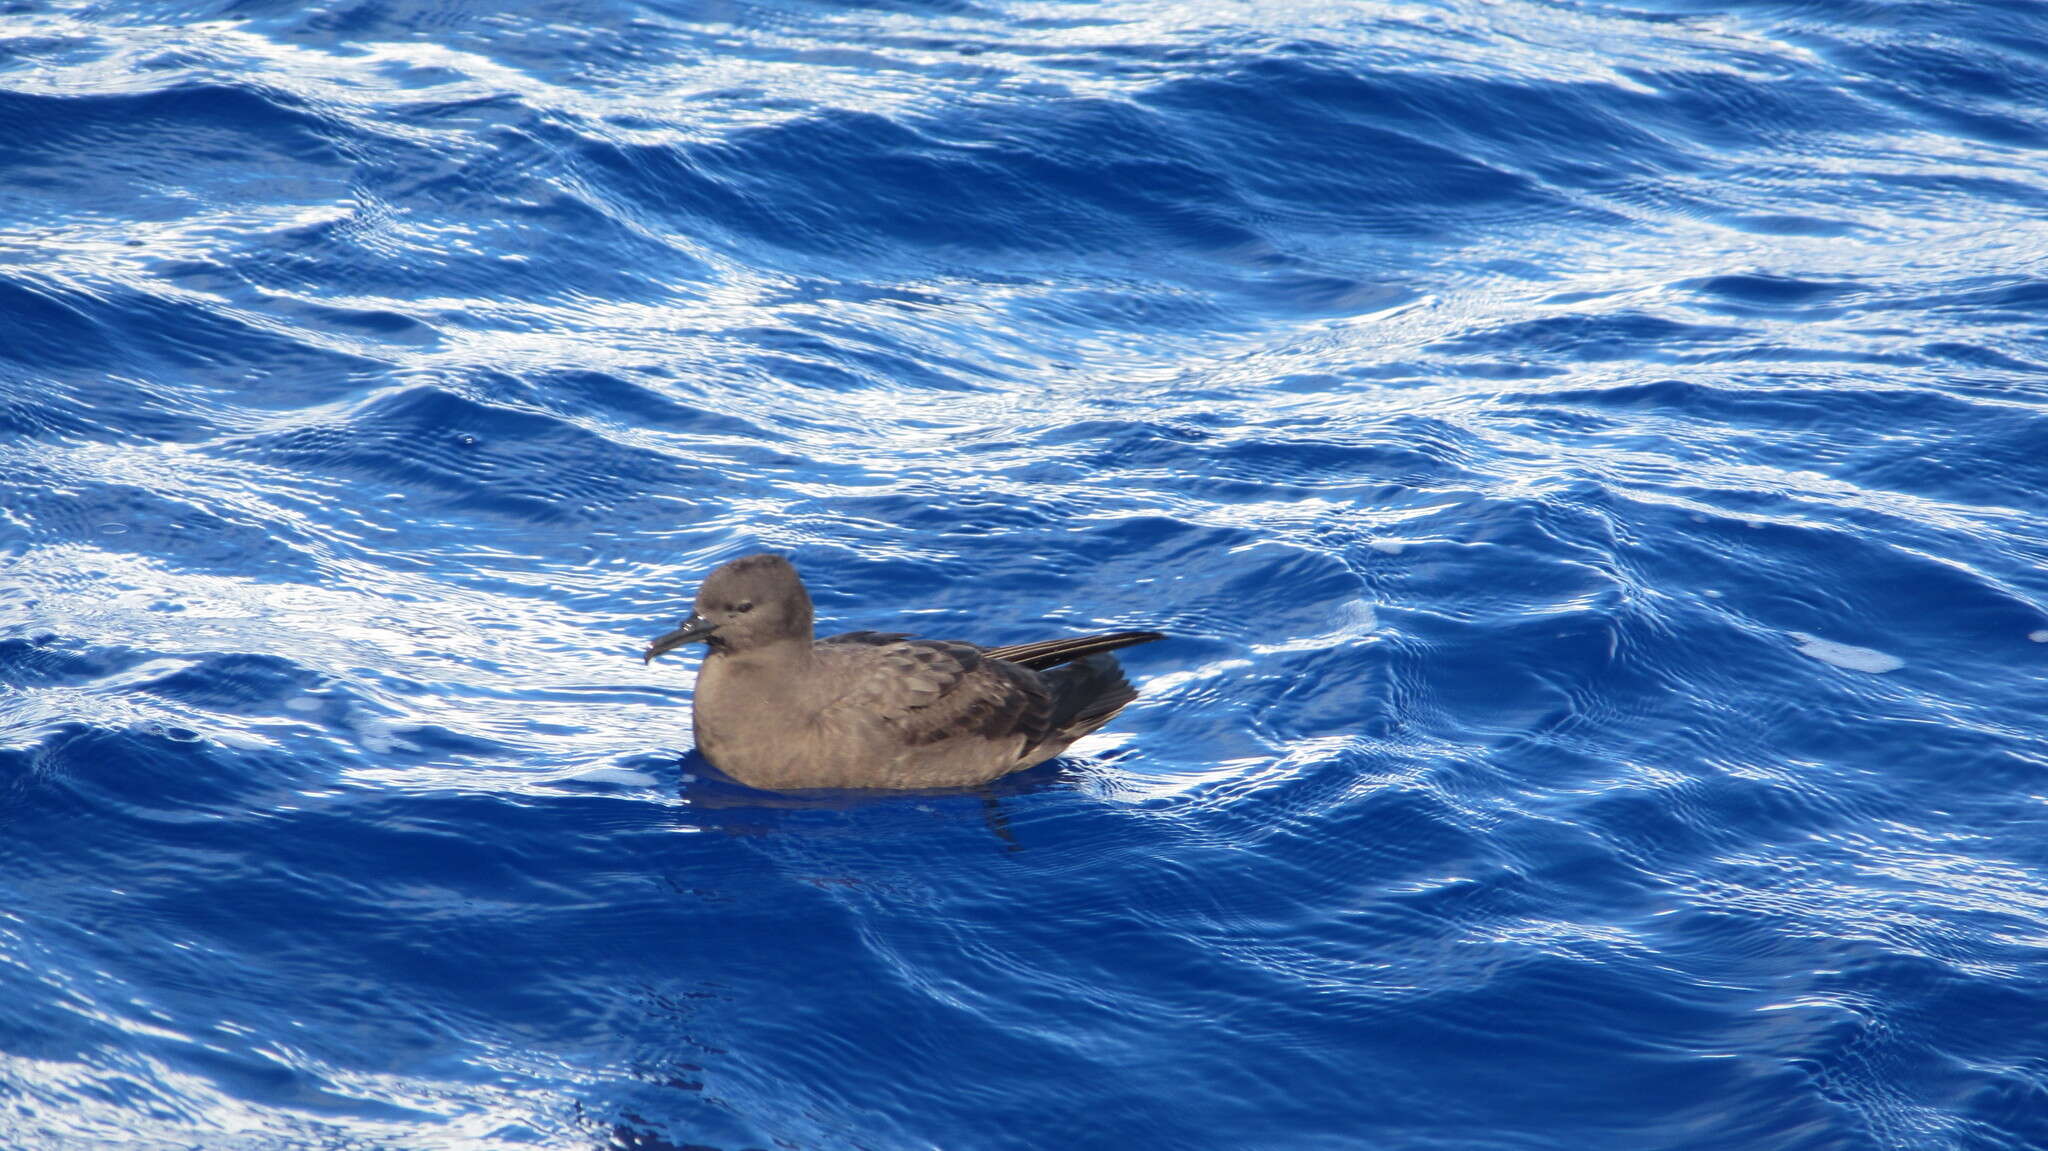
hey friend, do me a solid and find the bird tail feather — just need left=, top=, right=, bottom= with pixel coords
left=1043, top=653, right=1141, bottom=735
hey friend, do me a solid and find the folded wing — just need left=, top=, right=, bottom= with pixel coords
left=823, top=639, right=1056, bottom=753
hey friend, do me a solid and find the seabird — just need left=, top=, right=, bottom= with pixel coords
left=642, top=554, right=1163, bottom=790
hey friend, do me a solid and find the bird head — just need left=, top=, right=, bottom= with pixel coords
left=644, top=553, right=814, bottom=662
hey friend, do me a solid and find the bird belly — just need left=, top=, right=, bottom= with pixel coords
left=697, top=710, right=1026, bottom=790
left=690, top=654, right=1044, bottom=790
left=691, top=692, right=872, bottom=790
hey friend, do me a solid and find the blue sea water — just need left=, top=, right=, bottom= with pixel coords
left=5, top=0, right=2048, bottom=1146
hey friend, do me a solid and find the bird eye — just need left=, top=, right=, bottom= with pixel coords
left=733, top=601, right=753, bottom=613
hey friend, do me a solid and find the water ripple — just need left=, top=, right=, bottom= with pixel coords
left=5, top=0, right=2048, bottom=1148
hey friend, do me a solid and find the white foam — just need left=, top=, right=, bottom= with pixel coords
left=564, top=767, right=658, bottom=788
left=2029, top=629, right=2048, bottom=644
left=1250, top=599, right=1377, bottom=655
left=1790, top=633, right=1903, bottom=674
left=211, top=730, right=273, bottom=751
left=348, top=713, right=418, bottom=755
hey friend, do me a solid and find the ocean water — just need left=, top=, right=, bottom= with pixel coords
left=5, top=0, right=2048, bottom=1147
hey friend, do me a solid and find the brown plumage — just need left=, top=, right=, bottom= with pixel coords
left=641, top=554, right=1164, bottom=790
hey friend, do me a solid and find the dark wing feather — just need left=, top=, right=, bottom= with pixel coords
left=982, top=630, right=1165, bottom=671
left=824, top=639, right=1056, bottom=751
left=820, top=630, right=915, bottom=647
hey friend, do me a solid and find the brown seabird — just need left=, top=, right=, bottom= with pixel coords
left=642, top=554, right=1163, bottom=790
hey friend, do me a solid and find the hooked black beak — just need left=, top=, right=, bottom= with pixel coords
left=643, top=614, right=717, bottom=663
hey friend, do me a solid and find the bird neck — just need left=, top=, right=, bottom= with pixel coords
left=714, top=635, right=814, bottom=676
left=701, top=635, right=831, bottom=718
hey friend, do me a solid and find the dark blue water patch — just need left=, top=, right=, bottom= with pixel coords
left=914, top=490, right=1067, bottom=540
left=1802, top=37, right=2048, bottom=149
left=1230, top=268, right=1413, bottom=319
left=0, top=268, right=382, bottom=406
left=1388, top=607, right=1630, bottom=746
left=0, top=30, right=95, bottom=72
left=1137, top=64, right=1567, bottom=239
left=1664, top=344, right=1926, bottom=370
left=1840, top=420, right=2048, bottom=519
left=1254, top=52, right=1700, bottom=190
left=0, top=368, right=221, bottom=443
left=0, top=75, right=331, bottom=154
left=1350, top=964, right=1866, bottom=1148
left=1719, top=213, right=1867, bottom=237
left=366, top=129, right=716, bottom=298
left=922, top=95, right=1266, bottom=249
left=0, top=273, right=130, bottom=373
left=734, top=315, right=1003, bottom=394
left=1004, top=277, right=1244, bottom=337
left=530, top=368, right=786, bottom=441
left=130, top=652, right=323, bottom=712
left=1034, top=414, right=1501, bottom=501
left=1522, top=377, right=1891, bottom=440
left=0, top=632, right=134, bottom=690
left=806, top=488, right=1053, bottom=553
left=0, top=82, right=351, bottom=221
left=1615, top=499, right=2045, bottom=678
left=1429, top=311, right=1749, bottom=362
left=1491, top=377, right=2048, bottom=529
left=0, top=470, right=333, bottom=581
left=782, top=516, right=1226, bottom=636
left=1879, top=275, right=2048, bottom=323
left=1036, top=512, right=1265, bottom=599
left=1918, top=340, right=2048, bottom=376
left=1240, top=640, right=1402, bottom=747
left=208, top=381, right=743, bottom=530
left=1870, top=169, right=2048, bottom=216
left=0, top=722, right=329, bottom=834
left=1623, top=63, right=1900, bottom=151
left=1685, top=273, right=1865, bottom=312
left=563, top=97, right=1269, bottom=265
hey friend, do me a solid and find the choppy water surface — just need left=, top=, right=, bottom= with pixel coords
left=5, top=0, right=2048, bottom=1147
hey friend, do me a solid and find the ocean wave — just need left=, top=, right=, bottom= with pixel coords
left=5, top=0, right=2048, bottom=1148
